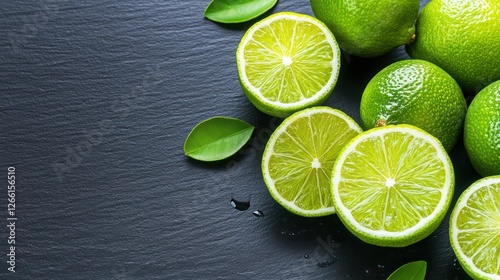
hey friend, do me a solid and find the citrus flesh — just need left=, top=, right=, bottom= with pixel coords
left=262, top=106, right=362, bottom=217
left=406, top=0, right=500, bottom=92
left=310, top=0, right=419, bottom=57
left=236, top=12, right=341, bottom=118
left=449, top=176, right=500, bottom=280
left=331, top=124, right=454, bottom=247
left=360, top=59, right=467, bottom=152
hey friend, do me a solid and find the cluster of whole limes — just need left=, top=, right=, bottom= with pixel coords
left=311, top=0, right=500, bottom=278
left=310, top=0, right=500, bottom=177
left=310, top=0, right=500, bottom=278
left=233, top=0, right=500, bottom=278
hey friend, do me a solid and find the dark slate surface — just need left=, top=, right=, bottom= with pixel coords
left=0, top=1, right=479, bottom=279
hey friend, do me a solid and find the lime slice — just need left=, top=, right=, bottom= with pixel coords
left=262, top=106, right=362, bottom=217
left=331, top=124, right=454, bottom=247
left=236, top=12, right=341, bottom=118
left=449, top=176, right=500, bottom=280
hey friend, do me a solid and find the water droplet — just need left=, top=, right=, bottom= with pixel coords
left=230, top=198, right=250, bottom=211
left=378, top=264, right=385, bottom=269
left=304, top=254, right=310, bottom=259
left=453, top=259, right=462, bottom=270
left=283, top=231, right=295, bottom=236
left=253, top=210, right=264, bottom=217
left=280, top=228, right=307, bottom=236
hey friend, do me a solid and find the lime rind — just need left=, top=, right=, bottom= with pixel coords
left=310, top=0, right=419, bottom=57
left=236, top=12, right=341, bottom=118
left=331, top=124, right=454, bottom=247
left=449, top=176, right=500, bottom=280
left=463, top=80, right=500, bottom=177
left=359, top=59, right=467, bottom=152
left=262, top=106, right=362, bottom=217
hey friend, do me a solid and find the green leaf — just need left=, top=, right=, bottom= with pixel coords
left=184, top=116, right=254, bottom=161
left=204, top=0, right=278, bottom=24
left=387, top=261, right=427, bottom=280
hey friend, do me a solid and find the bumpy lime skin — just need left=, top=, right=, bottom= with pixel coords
left=464, top=80, right=500, bottom=177
left=310, top=0, right=419, bottom=57
left=360, top=59, right=467, bottom=152
left=406, top=0, right=500, bottom=92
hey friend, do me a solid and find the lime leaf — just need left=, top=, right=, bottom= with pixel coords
left=184, top=117, right=254, bottom=161
left=387, top=261, right=427, bottom=280
left=204, top=0, right=278, bottom=23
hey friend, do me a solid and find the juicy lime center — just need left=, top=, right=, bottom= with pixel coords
left=243, top=17, right=336, bottom=103
left=456, top=183, right=500, bottom=274
left=337, top=131, right=448, bottom=232
left=282, top=56, right=292, bottom=66
left=263, top=108, right=362, bottom=216
left=311, top=158, right=321, bottom=169
left=385, top=178, right=396, bottom=187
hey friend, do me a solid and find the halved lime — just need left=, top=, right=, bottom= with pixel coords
left=236, top=12, right=341, bottom=118
left=449, top=176, right=500, bottom=280
left=331, top=124, right=454, bottom=247
left=262, top=106, right=362, bottom=217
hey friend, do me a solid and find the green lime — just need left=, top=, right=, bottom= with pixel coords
left=406, top=0, right=500, bottom=91
left=360, top=59, right=467, bottom=152
left=464, top=80, right=500, bottom=177
left=262, top=106, right=362, bottom=217
left=449, top=176, right=500, bottom=280
left=236, top=12, right=341, bottom=118
left=331, top=124, right=454, bottom=247
left=310, top=0, right=419, bottom=57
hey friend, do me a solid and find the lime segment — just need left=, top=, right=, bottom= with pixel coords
left=237, top=12, right=341, bottom=117
left=450, top=176, right=500, bottom=280
left=262, top=106, right=362, bottom=217
left=331, top=124, right=454, bottom=247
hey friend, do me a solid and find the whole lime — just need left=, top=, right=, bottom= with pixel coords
left=360, top=59, right=467, bottom=152
left=463, top=80, right=500, bottom=177
left=406, top=0, right=500, bottom=92
left=310, top=0, right=419, bottom=57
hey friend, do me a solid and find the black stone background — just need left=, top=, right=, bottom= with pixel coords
left=0, top=1, right=478, bottom=279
